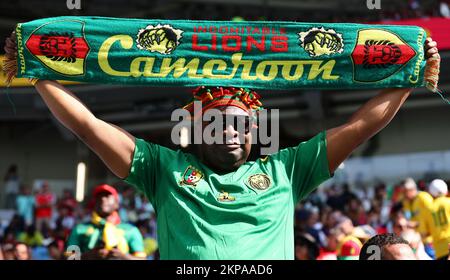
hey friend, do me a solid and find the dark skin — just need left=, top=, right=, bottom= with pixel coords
left=80, top=192, right=144, bottom=260
left=3, top=33, right=440, bottom=178
left=198, top=107, right=252, bottom=173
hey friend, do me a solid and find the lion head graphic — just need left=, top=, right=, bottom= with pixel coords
left=298, top=27, right=344, bottom=57
left=362, top=39, right=402, bottom=69
left=136, top=24, right=183, bottom=55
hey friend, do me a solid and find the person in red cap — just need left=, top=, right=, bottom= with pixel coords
left=3, top=32, right=441, bottom=260
left=66, top=184, right=146, bottom=260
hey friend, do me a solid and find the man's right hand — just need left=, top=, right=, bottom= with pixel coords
left=4, top=30, right=136, bottom=180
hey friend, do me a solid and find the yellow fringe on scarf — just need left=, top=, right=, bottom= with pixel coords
left=91, top=212, right=129, bottom=253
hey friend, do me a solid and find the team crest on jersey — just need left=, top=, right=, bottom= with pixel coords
left=180, top=165, right=203, bottom=186
left=247, top=174, right=272, bottom=191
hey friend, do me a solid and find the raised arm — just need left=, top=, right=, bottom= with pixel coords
left=4, top=32, right=135, bottom=179
left=34, top=81, right=135, bottom=179
left=326, top=37, right=439, bottom=174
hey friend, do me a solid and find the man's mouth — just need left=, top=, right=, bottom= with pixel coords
left=219, top=144, right=241, bottom=151
left=226, top=143, right=240, bottom=147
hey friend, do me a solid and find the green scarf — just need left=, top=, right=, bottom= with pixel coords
left=5, top=16, right=427, bottom=90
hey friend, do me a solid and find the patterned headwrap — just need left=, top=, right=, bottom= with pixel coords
left=183, top=86, right=263, bottom=118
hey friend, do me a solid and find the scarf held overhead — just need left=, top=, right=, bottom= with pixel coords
left=6, top=16, right=428, bottom=90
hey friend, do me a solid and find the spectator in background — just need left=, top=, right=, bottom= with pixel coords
left=1, top=243, right=15, bottom=260
left=316, top=228, right=339, bottom=260
left=1, top=230, right=16, bottom=244
left=440, top=1, right=450, bottom=17
left=17, top=225, right=44, bottom=247
left=321, top=210, right=343, bottom=236
left=423, top=179, right=450, bottom=260
left=390, top=184, right=404, bottom=205
left=57, top=189, right=77, bottom=216
left=3, top=164, right=20, bottom=209
left=372, top=184, right=390, bottom=224
left=55, top=205, right=76, bottom=239
left=47, top=240, right=64, bottom=260
left=345, top=197, right=367, bottom=226
left=339, top=184, right=358, bottom=208
left=295, top=233, right=320, bottom=260
left=304, top=207, right=327, bottom=248
left=401, top=178, right=433, bottom=223
left=325, top=185, right=343, bottom=211
left=16, top=186, right=35, bottom=226
left=135, top=193, right=156, bottom=225
left=392, top=213, right=410, bottom=237
left=119, top=187, right=138, bottom=224
left=417, top=180, right=427, bottom=192
left=13, top=242, right=31, bottom=260
left=359, top=233, right=417, bottom=260
left=3, top=214, right=25, bottom=239
left=35, top=182, right=56, bottom=236
left=137, top=219, right=158, bottom=260
left=66, top=184, right=146, bottom=260
left=367, top=206, right=382, bottom=232
left=401, top=177, right=435, bottom=258
left=401, top=229, right=432, bottom=260
left=337, top=235, right=361, bottom=260
left=334, top=217, right=363, bottom=260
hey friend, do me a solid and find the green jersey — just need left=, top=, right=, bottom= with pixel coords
left=124, top=131, right=331, bottom=259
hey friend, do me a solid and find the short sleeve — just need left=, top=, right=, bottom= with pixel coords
left=273, top=131, right=332, bottom=202
left=123, top=138, right=159, bottom=203
left=126, top=226, right=146, bottom=256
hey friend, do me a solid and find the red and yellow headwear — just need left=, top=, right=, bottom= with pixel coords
left=182, top=86, right=263, bottom=117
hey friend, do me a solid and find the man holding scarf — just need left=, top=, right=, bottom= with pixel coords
left=4, top=32, right=440, bottom=260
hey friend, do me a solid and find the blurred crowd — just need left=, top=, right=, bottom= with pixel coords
left=294, top=178, right=450, bottom=260
left=1, top=163, right=449, bottom=260
left=0, top=165, right=158, bottom=260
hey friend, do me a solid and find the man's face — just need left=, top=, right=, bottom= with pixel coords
left=199, top=106, right=252, bottom=173
left=338, top=219, right=354, bottom=236
left=382, top=244, right=417, bottom=260
left=95, top=192, right=118, bottom=217
left=14, top=244, right=30, bottom=260
left=393, top=216, right=408, bottom=236
left=404, top=188, right=417, bottom=200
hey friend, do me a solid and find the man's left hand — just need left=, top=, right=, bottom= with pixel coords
left=423, top=37, right=440, bottom=91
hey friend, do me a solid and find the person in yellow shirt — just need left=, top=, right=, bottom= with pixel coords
left=423, top=179, right=450, bottom=260
left=401, top=178, right=434, bottom=255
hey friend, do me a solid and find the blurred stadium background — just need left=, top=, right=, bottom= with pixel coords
left=0, top=0, right=449, bottom=260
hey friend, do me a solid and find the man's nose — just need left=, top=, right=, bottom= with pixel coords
left=223, top=124, right=240, bottom=144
